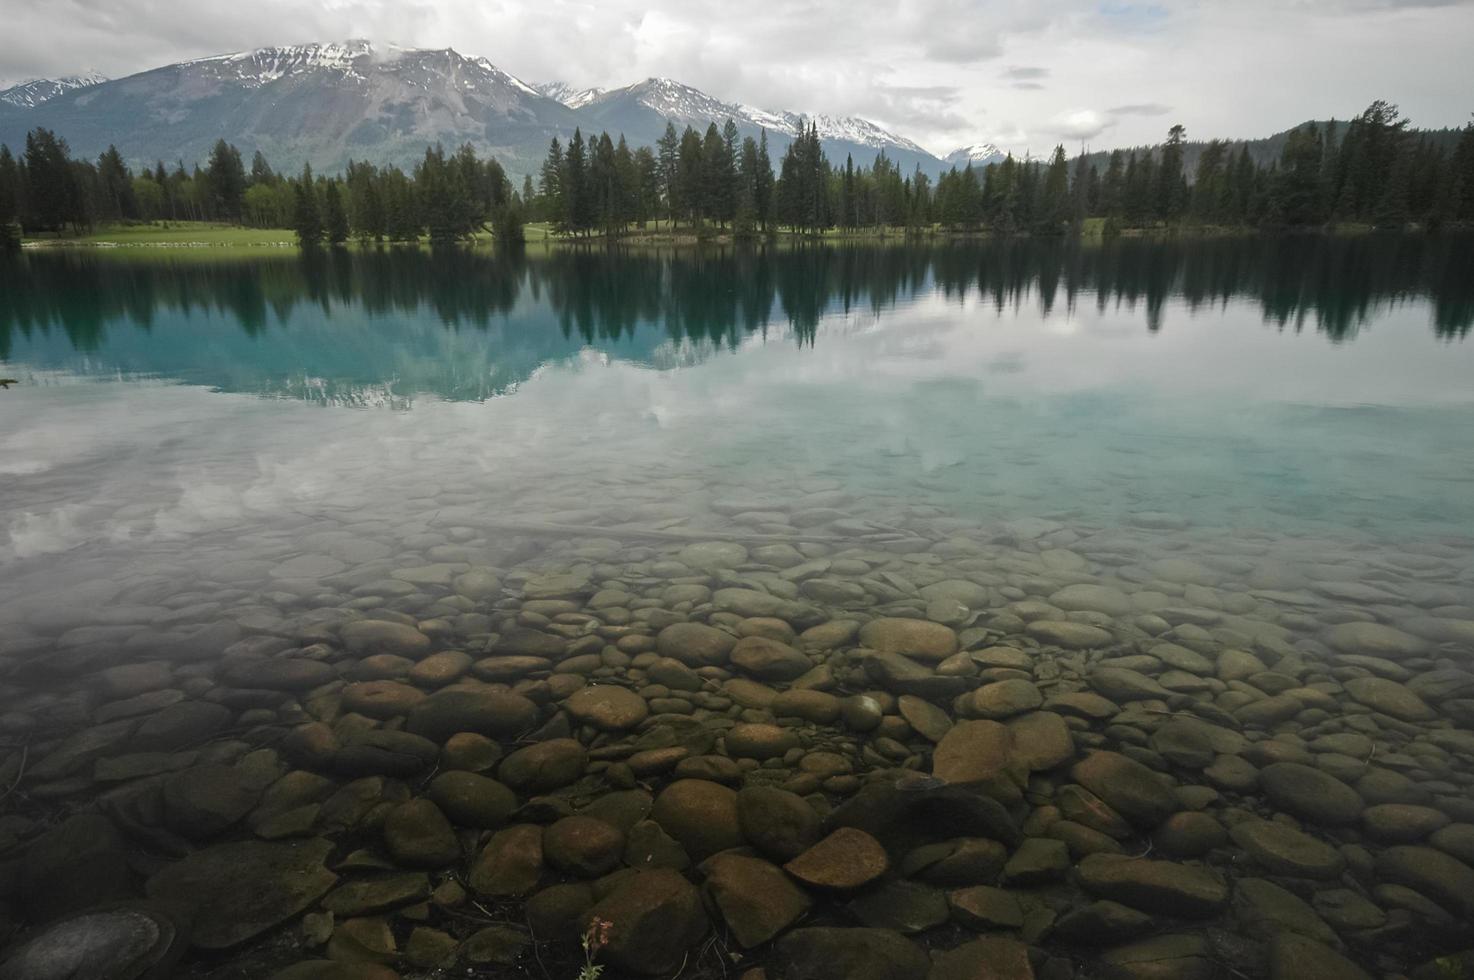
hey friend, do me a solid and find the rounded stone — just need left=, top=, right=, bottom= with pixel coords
left=543, top=816, right=626, bottom=877
left=651, top=780, right=743, bottom=861
left=1322, top=623, right=1427, bottom=660
left=1229, top=819, right=1345, bottom=879
left=565, top=685, right=649, bottom=731
left=963, top=679, right=1043, bottom=720
left=579, top=870, right=708, bottom=975
left=737, top=785, right=822, bottom=861
left=1070, top=751, right=1179, bottom=829
left=702, top=853, right=813, bottom=948
left=406, top=690, right=539, bottom=742
left=341, top=681, right=426, bottom=719
left=730, top=636, right=812, bottom=681
left=498, top=738, right=588, bottom=792
left=655, top=623, right=737, bottom=667
left=340, top=620, right=432, bottom=658
left=859, top=618, right=959, bottom=662
left=1260, top=763, right=1364, bottom=826
left=427, top=771, right=517, bottom=828
left=724, top=723, right=799, bottom=760
left=383, top=799, right=460, bottom=868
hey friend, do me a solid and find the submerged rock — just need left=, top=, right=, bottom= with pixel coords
left=144, top=839, right=337, bottom=949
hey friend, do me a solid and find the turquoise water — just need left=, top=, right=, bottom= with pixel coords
left=2, top=236, right=1474, bottom=977
left=2, top=237, right=1472, bottom=571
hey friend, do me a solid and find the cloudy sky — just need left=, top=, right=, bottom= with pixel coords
left=3, top=0, right=1472, bottom=155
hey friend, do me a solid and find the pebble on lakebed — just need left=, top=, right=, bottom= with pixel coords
left=1, top=502, right=1473, bottom=980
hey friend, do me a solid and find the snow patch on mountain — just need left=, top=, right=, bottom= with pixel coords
left=535, top=81, right=605, bottom=109
left=575, top=76, right=929, bottom=155
left=0, top=73, right=107, bottom=109
left=944, top=143, right=1006, bottom=168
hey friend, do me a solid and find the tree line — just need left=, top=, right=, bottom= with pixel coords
left=0, top=132, right=524, bottom=246
left=2, top=99, right=1471, bottom=246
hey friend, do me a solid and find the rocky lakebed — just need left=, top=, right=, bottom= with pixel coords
left=2, top=495, right=1474, bottom=980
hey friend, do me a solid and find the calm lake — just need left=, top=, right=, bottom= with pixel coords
left=1, top=236, right=1473, bottom=978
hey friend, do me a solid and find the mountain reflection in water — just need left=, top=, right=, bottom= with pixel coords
left=1, top=235, right=1469, bottom=404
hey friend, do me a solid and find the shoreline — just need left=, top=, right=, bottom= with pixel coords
left=11, top=219, right=1455, bottom=251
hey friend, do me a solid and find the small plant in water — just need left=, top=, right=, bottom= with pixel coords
left=577, top=916, right=613, bottom=980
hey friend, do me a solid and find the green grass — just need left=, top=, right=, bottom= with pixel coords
left=28, top=222, right=295, bottom=247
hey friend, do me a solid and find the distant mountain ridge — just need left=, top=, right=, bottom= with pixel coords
left=0, top=40, right=998, bottom=179
left=945, top=143, right=1006, bottom=168
left=0, top=73, right=107, bottom=109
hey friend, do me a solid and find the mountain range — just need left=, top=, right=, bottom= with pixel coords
left=0, top=40, right=1005, bottom=179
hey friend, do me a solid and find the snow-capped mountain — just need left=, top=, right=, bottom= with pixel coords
left=566, top=76, right=930, bottom=158
left=0, top=41, right=575, bottom=176
left=534, top=81, right=605, bottom=110
left=0, top=42, right=953, bottom=177
left=0, top=73, right=107, bottom=109
left=944, top=143, right=1006, bottom=168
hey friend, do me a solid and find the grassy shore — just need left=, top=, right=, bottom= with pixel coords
left=16, top=217, right=1403, bottom=251
left=23, top=222, right=297, bottom=247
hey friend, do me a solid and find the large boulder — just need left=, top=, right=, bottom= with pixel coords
left=932, top=720, right=1027, bottom=803
left=859, top=619, right=959, bottom=662
left=701, top=853, right=812, bottom=948
left=1076, top=854, right=1229, bottom=918
left=784, top=828, right=889, bottom=890
left=581, top=870, right=708, bottom=975
left=651, top=779, right=743, bottom=860
left=1070, top=751, right=1178, bottom=829
left=145, top=839, right=337, bottom=949
left=1260, top=764, right=1364, bottom=826
left=405, top=690, right=539, bottom=742
left=771, top=928, right=928, bottom=980
left=565, top=686, right=649, bottom=731
left=655, top=623, right=737, bottom=667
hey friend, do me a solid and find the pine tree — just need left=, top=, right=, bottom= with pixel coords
left=677, top=126, right=704, bottom=225
left=657, top=122, right=681, bottom=226
left=249, top=151, right=276, bottom=186
left=700, top=123, right=727, bottom=224
left=563, top=129, right=590, bottom=234
left=323, top=180, right=349, bottom=244
left=0, top=145, right=19, bottom=246
left=755, top=130, right=775, bottom=231
left=23, top=128, right=75, bottom=234
left=633, top=145, right=659, bottom=227
left=1157, top=124, right=1187, bottom=221
left=96, top=145, right=137, bottom=221
left=540, top=138, right=565, bottom=228
left=205, top=139, right=247, bottom=222
left=1038, top=145, right=1069, bottom=232
left=292, top=163, right=322, bottom=245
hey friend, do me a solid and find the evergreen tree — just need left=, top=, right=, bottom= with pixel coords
left=754, top=130, right=775, bottom=231
left=1275, top=123, right=1326, bottom=226
left=633, top=145, right=659, bottom=227
left=540, top=138, right=565, bottom=228
left=1157, top=124, right=1187, bottom=221
left=205, top=139, right=247, bottom=221
left=249, top=151, right=276, bottom=186
left=1100, top=150, right=1125, bottom=218
left=657, top=122, right=681, bottom=226
left=292, top=162, right=322, bottom=245
left=96, top=145, right=137, bottom=221
left=563, top=129, right=591, bottom=234
left=0, top=145, right=19, bottom=245
left=677, top=126, right=704, bottom=225
left=1038, top=145, right=1069, bottom=232
left=23, top=128, right=75, bottom=233
left=323, top=180, right=349, bottom=244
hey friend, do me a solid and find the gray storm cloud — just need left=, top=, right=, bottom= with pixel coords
left=2, top=0, right=1470, bottom=158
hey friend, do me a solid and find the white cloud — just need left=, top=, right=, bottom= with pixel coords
left=1, top=0, right=1471, bottom=158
